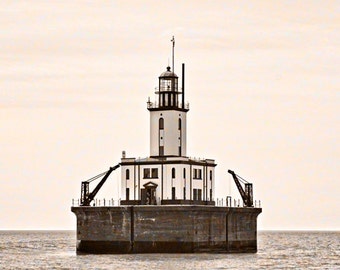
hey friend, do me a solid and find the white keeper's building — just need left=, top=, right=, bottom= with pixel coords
left=120, top=64, right=216, bottom=206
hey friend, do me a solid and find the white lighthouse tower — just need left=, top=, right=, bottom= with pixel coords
left=148, top=65, right=188, bottom=157
left=120, top=39, right=216, bottom=205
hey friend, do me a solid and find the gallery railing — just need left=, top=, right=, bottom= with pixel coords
left=72, top=197, right=261, bottom=208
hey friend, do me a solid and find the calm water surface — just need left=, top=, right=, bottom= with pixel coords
left=0, top=231, right=339, bottom=269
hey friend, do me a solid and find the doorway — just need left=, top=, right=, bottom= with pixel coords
left=141, top=182, right=158, bottom=205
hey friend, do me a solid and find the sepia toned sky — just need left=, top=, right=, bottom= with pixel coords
left=0, top=1, right=339, bottom=230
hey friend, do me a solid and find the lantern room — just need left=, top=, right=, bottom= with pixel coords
left=157, top=66, right=180, bottom=108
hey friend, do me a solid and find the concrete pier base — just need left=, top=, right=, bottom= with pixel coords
left=71, top=205, right=261, bottom=254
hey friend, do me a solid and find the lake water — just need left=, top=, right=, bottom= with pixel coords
left=0, top=231, right=338, bottom=269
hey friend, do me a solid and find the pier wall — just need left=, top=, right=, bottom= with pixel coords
left=71, top=205, right=261, bottom=254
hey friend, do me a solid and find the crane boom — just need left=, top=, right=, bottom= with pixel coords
left=228, top=169, right=253, bottom=207
left=80, top=164, right=120, bottom=206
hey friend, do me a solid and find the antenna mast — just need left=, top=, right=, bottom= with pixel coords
left=171, top=36, right=175, bottom=73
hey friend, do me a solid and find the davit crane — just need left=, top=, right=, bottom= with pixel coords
left=228, top=170, right=254, bottom=207
left=80, top=164, right=120, bottom=206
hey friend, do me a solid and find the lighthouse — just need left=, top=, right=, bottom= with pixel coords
left=120, top=42, right=216, bottom=206
left=71, top=38, right=262, bottom=254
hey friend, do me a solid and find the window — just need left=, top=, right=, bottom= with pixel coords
left=159, top=118, right=164, bottom=130
left=126, top=188, right=130, bottom=200
left=193, top=189, right=202, bottom=201
left=210, top=189, right=213, bottom=201
left=160, top=78, right=173, bottom=92
left=178, top=118, right=181, bottom=130
left=159, top=146, right=164, bottom=156
left=143, top=168, right=158, bottom=179
left=172, top=168, right=176, bottom=178
left=126, top=169, right=130, bottom=180
left=210, top=170, right=212, bottom=181
left=164, top=94, right=168, bottom=106
left=161, top=94, right=165, bottom=106
left=178, top=146, right=181, bottom=156
left=183, top=168, right=186, bottom=179
left=183, top=187, right=186, bottom=200
left=172, top=187, right=176, bottom=200
left=198, top=189, right=202, bottom=201
left=143, top=168, right=150, bottom=179
left=193, top=169, right=202, bottom=179
left=151, top=168, right=158, bottom=178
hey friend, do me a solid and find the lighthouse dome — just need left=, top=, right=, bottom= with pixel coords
left=159, top=66, right=178, bottom=78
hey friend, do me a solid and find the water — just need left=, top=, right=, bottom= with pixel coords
left=0, top=231, right=338, bottom=269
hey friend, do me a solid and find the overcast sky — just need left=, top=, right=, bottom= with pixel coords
left=0, top=1, right=339, bottom=230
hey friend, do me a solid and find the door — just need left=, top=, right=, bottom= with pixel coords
left=141, top=188, right=157, bottom=205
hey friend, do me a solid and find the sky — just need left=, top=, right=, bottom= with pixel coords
left=0, top=1, right=339, bottom=230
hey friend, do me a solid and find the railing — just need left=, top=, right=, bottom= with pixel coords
left=188, top=157, right=215, bottom=164
left=72, top=198, right=262, bottom=208
left=72, top=198, right=121, bottom=207
left=147, top=101, right=190, bottom=110
left=215, top=197, right=261, bottom=208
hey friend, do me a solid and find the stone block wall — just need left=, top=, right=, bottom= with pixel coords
left=71, top=205, right=261, bottom=253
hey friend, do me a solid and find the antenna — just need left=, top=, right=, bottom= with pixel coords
left=182, top=63, right=185, bottom=109
left=171, top=36, right=175, bottom=73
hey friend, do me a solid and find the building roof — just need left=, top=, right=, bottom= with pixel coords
left=159, top=66, right=178, bottom=78
left=121, top=156, right=216, bottom=166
